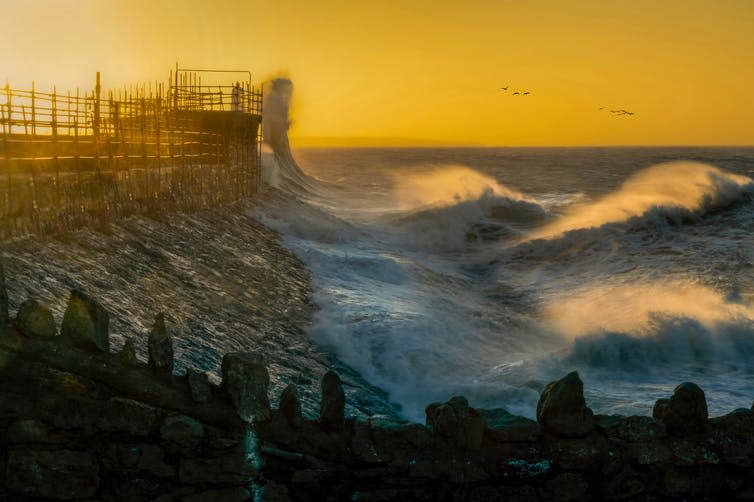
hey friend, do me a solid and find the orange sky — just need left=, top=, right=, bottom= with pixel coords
left=2, top=0, right=753, bottom=146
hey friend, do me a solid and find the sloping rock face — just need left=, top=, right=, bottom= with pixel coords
left=536, top=371, right=595, bottom=437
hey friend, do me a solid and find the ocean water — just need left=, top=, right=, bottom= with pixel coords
left=257, top=144, right=754, bottom=421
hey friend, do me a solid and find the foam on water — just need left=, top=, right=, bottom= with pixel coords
left=259, top=131, right=754, bottom=421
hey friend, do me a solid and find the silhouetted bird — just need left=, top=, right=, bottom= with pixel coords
left=501, top=86, right=509, bottom=91
left=512, top=92, right=520, bottom=95
left=523, top=92, right=530, bottom=95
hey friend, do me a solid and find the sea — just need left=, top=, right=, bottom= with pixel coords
left=257, top=143, right=754, bottom=422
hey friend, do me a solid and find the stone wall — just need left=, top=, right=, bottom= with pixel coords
left=1, top=269, right=754, bottom=501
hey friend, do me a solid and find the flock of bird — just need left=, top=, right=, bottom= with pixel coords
left=500, top=86, right=531, bottom=96
left=600, top=108, right=635, bottom=116
left=500, top=85, right=636, bottom=117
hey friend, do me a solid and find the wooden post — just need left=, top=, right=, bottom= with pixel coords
left=52, top=86, right=61, bottom=214
left=94, top=71, right=101, bottom=138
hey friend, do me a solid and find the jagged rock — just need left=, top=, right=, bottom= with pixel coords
left=60, top=289, right=109, bottom=352
left=425, top=395, right=484, bottom=450
left=540, top=472, right=589, bottom=502
left=148, top=313, right=173, bottom=376
left=0, top=260, right=10, bottom=329
left=259, top=480, right=291, bottom=502
left=222, top=352, right=271, bottom=422
left=319, top=370, right=345, bottom=425
left=653, top=382, right=708, bottom=436
left=479, top=407, right=541, bottom=443
left=97, top=397, right=163, bottom=436
left=537, top=371, right=594, bottom=437
left=600, top=415, right=666, bottom=442
left=6, top=449, right=99, bottom=499
left=160, top=415, right=205, bottom=449
left=116, top=338, right=139, bottom=367
left=279, top=384, right=302, bottom=427
left=14, top=299, right=56, bottom=339
left=7, top=418, right=60, bottom=444
left=188, top=368, right=212, bottom=403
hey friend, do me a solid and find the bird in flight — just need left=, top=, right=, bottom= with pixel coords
left=501, top=86, right=509, bottom=91
left=523, top=91, right=530, bottom=96
left=605, top=108, right=635, bottom=116
left=512, top=92, right=520, bottom=95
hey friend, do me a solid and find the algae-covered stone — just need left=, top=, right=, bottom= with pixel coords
left=222, top=352, right=271, bottom=422
left=15, top=299, right=56, bottom=339
left=148, top=313, right=173, bottom=376
left=319, top=370, right=345, bottom=425
left=536, top=371, right=594, bottom=437
left=60, top=289, right=109, bottom=352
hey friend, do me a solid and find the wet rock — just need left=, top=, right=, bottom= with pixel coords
left=319, top=370, right=345, bottom=425
left=188, top=368, right=212, bottom=403
left=653, top=382, right=708, bottom=436
left=604, top=467, right=646, bottom=500
left=148, top=313, right=173, bottom=376
left=7, top=418, right=60, bottom=444
left=0, top=260, right=9, bottom=329
left=259, top=481, right=291, bottom=502
left=6, top=448, right=99, bottom=499
left=279, top=384, right=303, bottom=427
left=116, top=338, right=138, bottom=367
left=14, top=299, right=56, bottom=339
left=60, top=289, right=109, bottom=352
left=426, top=395, right=484, bottom=450
left=222, top=351, right=271, bottom=422
left=601, top=415, right=666, bottom=442
left=160, top=415, right=205, bottom=449
left=537, top=371, right=594, bottom=437
left=479, top=407, right=541, bottom=443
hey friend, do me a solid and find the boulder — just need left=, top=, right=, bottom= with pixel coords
left=653, top=382, right=708, bottom=436
left=222, top=352, right=271, bottom=422
left=426, top=395, right=484, bottom=450
left=187, top=368, right=212, bottom=403
left=160, top=415, right=205, bottom=449
left=15, top=299, right=56, bottom=339
left=536, top=371, right=594, bottom=437
left=116, top=338, right=139, bottom=367
left=279, top=384, right=303, bottom=427
left=0, top=260, right=9, bottom=329
left=60, top=289, right=109, bottom=352
left=319, top=371, right=345, bottom=425
left=479, top=408, right=541, bottom=443
left=148, top=313, right=173, bottom=376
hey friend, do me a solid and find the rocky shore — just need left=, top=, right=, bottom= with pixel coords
left=1, top=265, right=754, bottom=501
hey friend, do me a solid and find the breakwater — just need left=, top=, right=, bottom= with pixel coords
left=0, top=70, right=262, bottom=238
left=0, top=266, right=753, bottom=501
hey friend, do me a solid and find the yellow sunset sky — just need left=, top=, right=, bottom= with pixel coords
left=1, top=0, right=753, bottom=146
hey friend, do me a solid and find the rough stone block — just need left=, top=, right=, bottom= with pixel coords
left=60, top=289, right=109, bottom=352
left=188, top=368, right=212, bottom=403
left=160, top=414, right=205, bottom=449
left=319, top=370, right=345, bottom=425
left=536, top=371, right=594, bottom=438
left=15, top=299, right=56, bottom=339
left=148, top=313, right=173, bottom=376
left=222, top=352, right=271, bottom=423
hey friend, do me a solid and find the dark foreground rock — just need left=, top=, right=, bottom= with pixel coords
left=1, top=281, right=754, bottom=501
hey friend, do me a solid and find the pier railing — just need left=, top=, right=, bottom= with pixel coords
left=0, top=69, right=263, bottom=239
